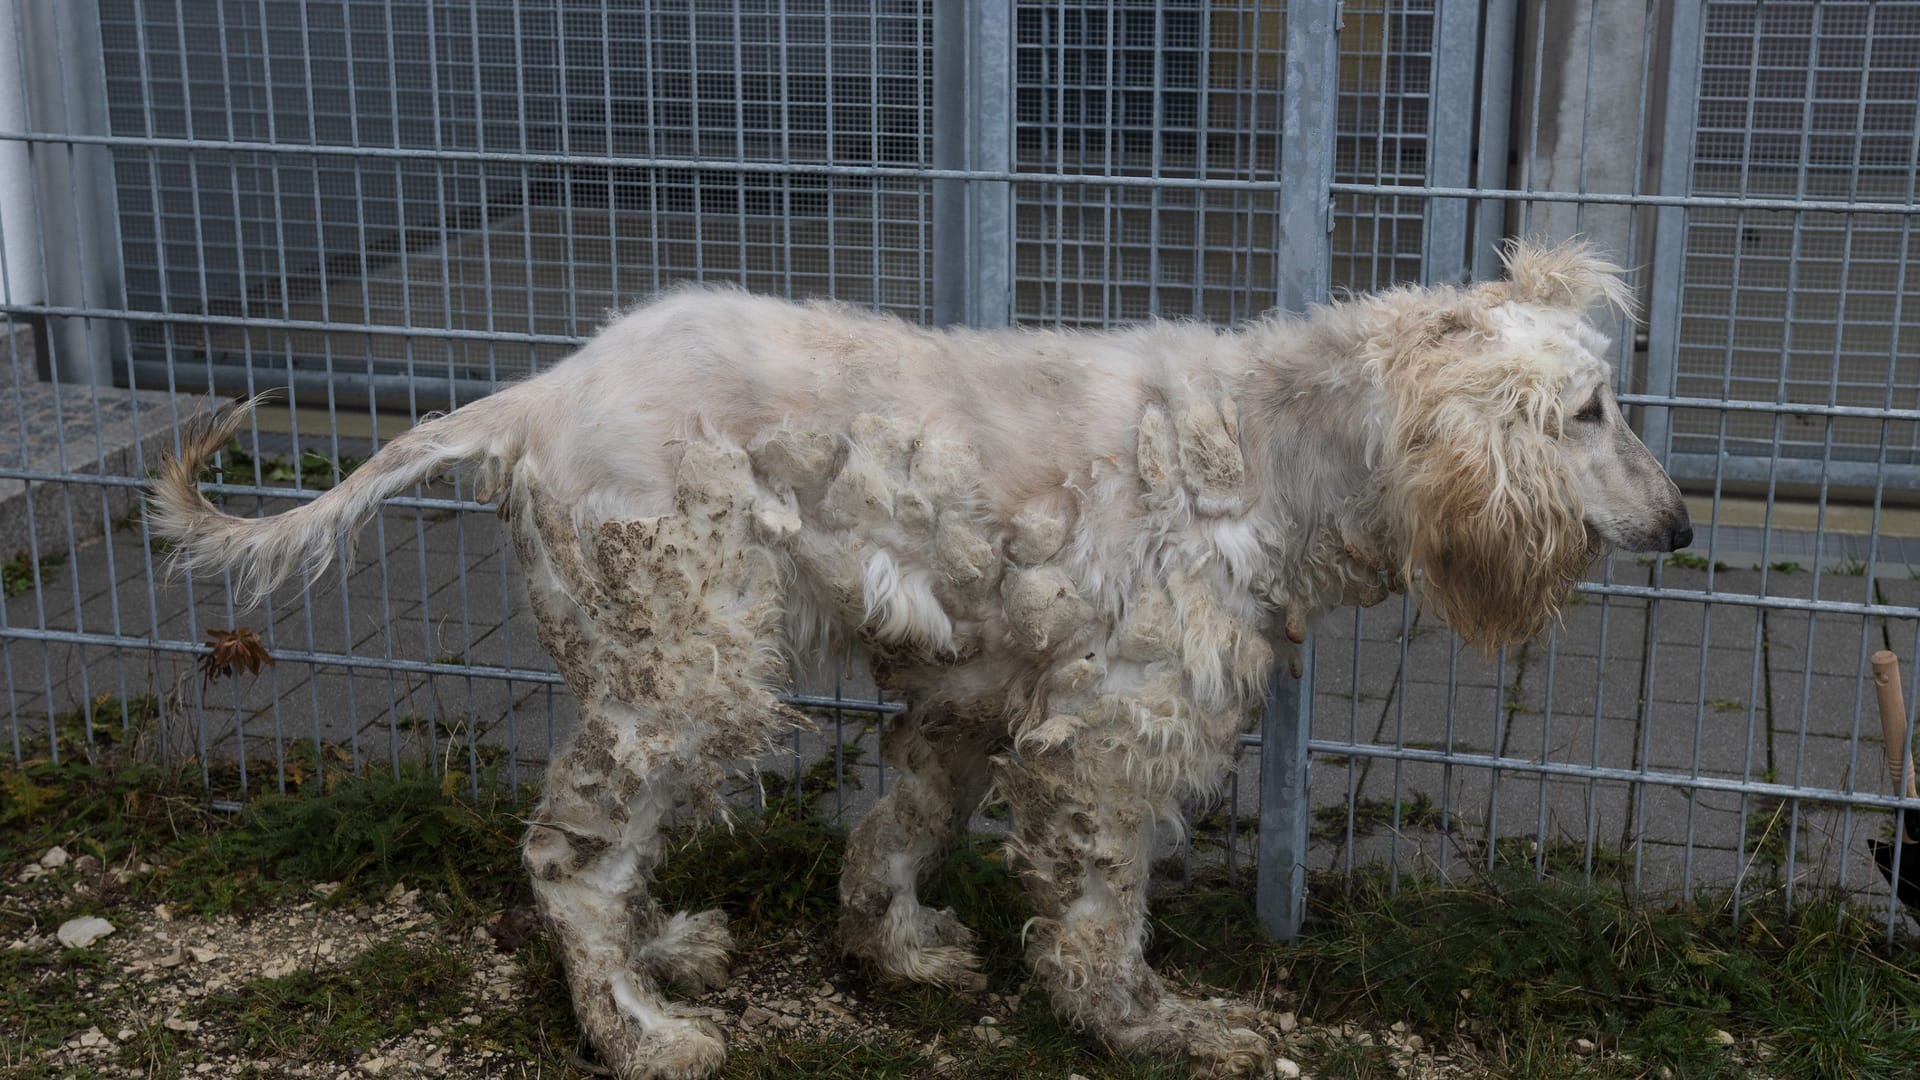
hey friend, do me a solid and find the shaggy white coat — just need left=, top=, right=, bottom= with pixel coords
left=149, top=241, right=1691, bottom=1079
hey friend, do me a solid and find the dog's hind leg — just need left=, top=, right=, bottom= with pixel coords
left=510, top=445, right=793, bottom=1080
left=524, top=697, right=731, bottom=1080
left=838, top=708, right=997, bottom=989
left=998, top=745, right=1272, bottom=1078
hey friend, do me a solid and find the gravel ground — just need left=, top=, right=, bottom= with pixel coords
left=6, top=843, right=1489, bottom=1080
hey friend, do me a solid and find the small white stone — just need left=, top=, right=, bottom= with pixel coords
left=163, top=1014, right=200, bottom=1033
left=187, top=946, right=219, bottom=964
left=1275, top=1058, right=1302, bottom=1079
left=971, top=1025, right=1006, bottom=1046
left=156, top=944, right=186, bottom=969
left=56, top=916, right=115, bottom=949
left=1276, top=1011, right=1299, bottom=1034
left=77, top=1027, right=107, bottom=1048
left=40, top=846, right=70, bottom=869
left=1574, top=1037, right=1597, bottom=1055
left=1711, top=1029, right=1734, bottom=1046
left=154, top=903, right=174, bottom=923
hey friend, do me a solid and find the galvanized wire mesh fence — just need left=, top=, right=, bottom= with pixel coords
left=4, top=0, right=1919, bottom=939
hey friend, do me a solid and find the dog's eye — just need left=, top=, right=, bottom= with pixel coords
left=1574, top=395, right=1606, bottom=424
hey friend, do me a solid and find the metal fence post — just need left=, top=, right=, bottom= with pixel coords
left=932, top=0, right=1013, bottom=329
left=1425, top=0, right=1482, bottom=285
left=19, top=0, right=128, bottom=385
left=1259, top=0, right=1337, bottom=943
left=1470, top=0, right=1519, bottom=281
left=1641, top=0, right=1705, bottom=463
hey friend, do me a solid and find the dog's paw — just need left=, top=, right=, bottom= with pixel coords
left=616, top=1015, right=727, bottom=1080
left=840, top=904, right=986, bottom=991
left=584, top=1003, right=726, bottom=1080
left=637, top=908, right=734, bottom=994
left=1105, top=994, right=1274, bottom=1079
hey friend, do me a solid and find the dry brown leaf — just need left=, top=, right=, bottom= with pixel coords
left=199, top=626, right=274, bottom=691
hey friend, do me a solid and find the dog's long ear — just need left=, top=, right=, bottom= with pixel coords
left=1374, top=306, right=1591, bottom=652
left=1484, top=238, right=1635, bottom=320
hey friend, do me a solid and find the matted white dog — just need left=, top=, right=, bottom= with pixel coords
left=150, top=241, right=1691, bottom=1078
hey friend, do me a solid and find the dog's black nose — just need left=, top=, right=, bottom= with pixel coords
left=1667, top=524, right=1693, bottom=551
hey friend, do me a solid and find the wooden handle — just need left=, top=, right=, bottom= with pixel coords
left=1872, top=651, right=1918, bottom=800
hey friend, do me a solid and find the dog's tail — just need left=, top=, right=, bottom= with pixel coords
left=148, top=385, right=535, bottom=607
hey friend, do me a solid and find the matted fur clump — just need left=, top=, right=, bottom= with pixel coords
left=149, top=240, right=1690, bottom=1079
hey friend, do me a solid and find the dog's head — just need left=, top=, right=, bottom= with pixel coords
left=1370, top=240, right=1691, bottom=651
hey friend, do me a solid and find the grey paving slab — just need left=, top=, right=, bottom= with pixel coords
left=1514, top=654, right=1650, bottom=724
left=1543, top=597, right=1651, bottom=660
left=1649, top=597, right=1766, bottom=652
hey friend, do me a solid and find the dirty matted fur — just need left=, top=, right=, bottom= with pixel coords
left=148, top=240, right=1692, bottom=1078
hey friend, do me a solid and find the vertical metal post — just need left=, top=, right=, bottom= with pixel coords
left=1259, top=0, right=1337, bottom=943
left=932, top=0, right=1013, bottom=329
left=1470, top=0, right=1518, bottom=281
left=1274, top=0, right=1336, bottom=315
left=1425, top=0, right=1481, bottom=284
left=20, top=0, right=128, bottom=384
left=1641, top=0, right=1705, bottom=462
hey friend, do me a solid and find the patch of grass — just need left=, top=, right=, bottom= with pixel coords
left=1312, top=793, right=1450, bottom=842
left=1308, top=1034, right=1400, bottom=1079
left=1662, top=551, right=1729, bottom=572
left=1486, top=836, right=1633, bottom=881
left=163, top=771, right=527, bottom=916
left=200, top=941, right=470, bottom=1063
left=1830, top=558, right=1869, bottom=577
left=0, top=748, right=527, bottom=921
left=1741, top=799, right=1796, bottom=872
left=3, top=549, right=66, bottom=598
left=1769, top=560, right=1802, bottom=574
left=215, top=440, right=366, bottom=491
left=1275, top=870, right=1920, bottom=1080
left=6, top=693, right=165, bottom=762
left=0, top=945, right=120, bottom=1057
left=1707, top=697, right=1746, bottom=713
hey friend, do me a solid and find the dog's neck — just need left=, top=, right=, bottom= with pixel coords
left=1231, top=317, right=1406, bottom=625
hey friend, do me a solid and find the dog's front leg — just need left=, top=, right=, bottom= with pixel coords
left=998, top=746, right=1271, bottom=1078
